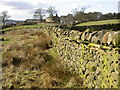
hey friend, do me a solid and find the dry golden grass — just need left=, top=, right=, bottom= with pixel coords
left=2, top=29, right=53, bottom=70
left=2, top=28, right=84, bottom=88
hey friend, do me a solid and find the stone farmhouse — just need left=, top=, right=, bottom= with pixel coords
left=25, top=14, right=75, bottom=24
left=46, top=14, right=60, bottom=23
left=60, top=14, right=75, bottom=24
left=46, top=14, right=75, bottom=24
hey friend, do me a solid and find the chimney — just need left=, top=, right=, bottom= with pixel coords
left=56, top=14, right=58, bottom=16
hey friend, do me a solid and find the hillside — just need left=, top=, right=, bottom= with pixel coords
left=1, top=23, right=120, bottom=88
left=76, top=19, right=120, bottom=26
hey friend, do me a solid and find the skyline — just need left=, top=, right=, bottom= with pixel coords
left=0, top=0, right=120, bottom=20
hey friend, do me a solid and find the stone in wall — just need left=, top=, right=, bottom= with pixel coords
left=97, top=30, right=108, bottom=44
left=91, top=33, right=99, bottom=43
left=86, top=31, right=98, bottom=42
left=81, top=29, right=91, bottom=41
left=101, top=32, right=110, bottom=45
left=79, top=29, right=120, bottom=47
left=112, top=31, right=120, bottom=47
left=107, top=31, right=116, bottom=45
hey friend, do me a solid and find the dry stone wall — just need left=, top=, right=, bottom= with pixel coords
left=13, top=27, right=120, bottom=88
left=48, top=27, right=120, bottom=88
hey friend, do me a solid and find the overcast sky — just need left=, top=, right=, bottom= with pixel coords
left=0, top=0, right=119, bottom=20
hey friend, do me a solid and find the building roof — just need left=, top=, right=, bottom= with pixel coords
left=46, top=16, right=60, bottom=19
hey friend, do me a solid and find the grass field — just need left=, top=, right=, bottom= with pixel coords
left=76, top=19, right=120, bottom=26
left=1, top=23, right=59, bottom=31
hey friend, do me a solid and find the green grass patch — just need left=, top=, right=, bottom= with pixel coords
left=0, top=40, right=12, bottom=46
left=76, top=19, right=120, bottom=26
left=1, top=23, right=58, bottom=31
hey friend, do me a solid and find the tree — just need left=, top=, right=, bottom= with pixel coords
left=102, top=13, right=113, bottom=20
left=33, top=8, right=45, bottom=21
left=115, top=13, right=120, bottom=19
left=47, top=6, right=57, bottom=17
left=75, top=12, right=88, bottom=22
left=0, top=10, right=11, bottom=25
left=72, top=7, right=87, bottom=22
left=72, top=7, right=88, bottom=22
left=72, top=7, right=103, bottom=22
left=80, top=7, right=86, bottom=12
left=72, top=8, right=79, bottom=16
left=87, top=12, right=103, bottom=21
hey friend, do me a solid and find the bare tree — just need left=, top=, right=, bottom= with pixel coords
left=33, top=8, right=45, bottom=21
left=0, top=10, right=11, bottom=25
left=72, top=8, right=79, bottom=16
left=72, top=7, right=86, bottom=16
left=47, top=6, right=57, bottom=17
left=80, top=7, right=86, bottom=12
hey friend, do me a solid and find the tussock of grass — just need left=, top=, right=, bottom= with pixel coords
left=2, top=33, right=53, bottom=69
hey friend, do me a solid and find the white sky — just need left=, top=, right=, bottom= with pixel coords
left=0, top=0, right=119, bottom=20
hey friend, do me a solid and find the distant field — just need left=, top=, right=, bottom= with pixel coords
left=0, top=23, right=59, bottom=31
left=76, top=19, right=120, bottom=26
